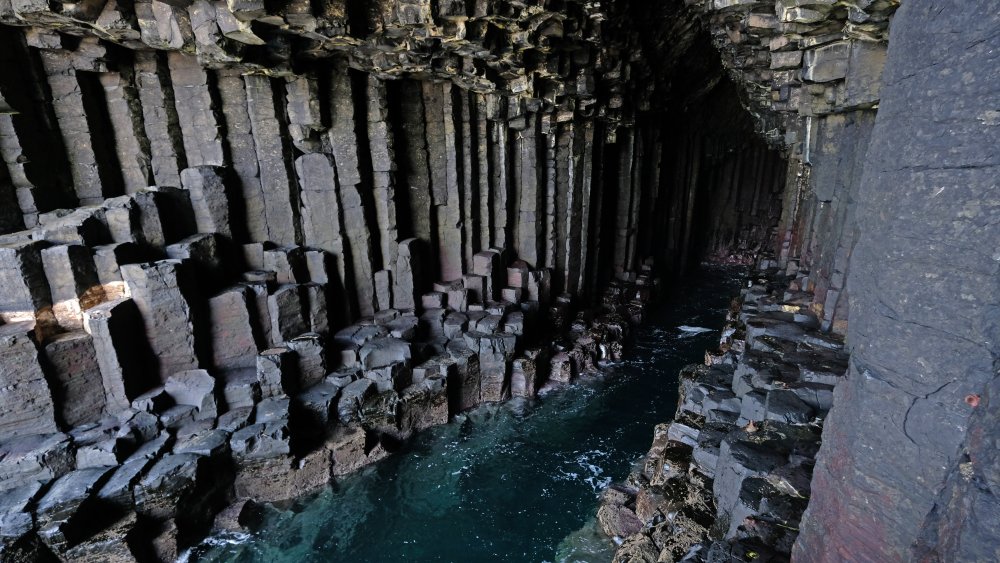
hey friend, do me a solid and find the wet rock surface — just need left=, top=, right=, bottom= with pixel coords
left=0, top=169, right=664, bottom=560
left=0, top=21, right=795, bottom=563
left=599, top=260, right=847, bottom=562
left=1, top=0, right=998, bottom=558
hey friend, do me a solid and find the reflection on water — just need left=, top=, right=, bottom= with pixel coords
left=190, top=267, right=744, bottom=563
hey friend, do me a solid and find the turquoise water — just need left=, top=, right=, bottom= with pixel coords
left=190, top=267, right=743, bottom=563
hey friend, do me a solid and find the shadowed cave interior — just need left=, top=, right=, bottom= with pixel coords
left=0, top=0, right=998, bottom=561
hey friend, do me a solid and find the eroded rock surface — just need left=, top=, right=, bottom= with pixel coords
left=1, top=0, right=998, bottom=559
left=599, top=263, right=846, bottom=562
left=0, top=162, right=665, bottom=558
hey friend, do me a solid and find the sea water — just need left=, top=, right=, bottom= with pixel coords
left=189, top=267, right=744, bottom=563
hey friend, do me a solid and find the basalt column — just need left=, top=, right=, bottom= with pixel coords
left=0, top=0, right=816, bottom=560
left=796, top=2, right=1000, bottom=560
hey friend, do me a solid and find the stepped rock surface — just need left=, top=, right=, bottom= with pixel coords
left=0, top=0, right=998, bottom=560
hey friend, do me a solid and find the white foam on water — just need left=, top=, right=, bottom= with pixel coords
left=677, top=325, right=714, bottom=337
left=551, top=449, right=614, bottom=494
left=179, top=532, right=252, bottom=563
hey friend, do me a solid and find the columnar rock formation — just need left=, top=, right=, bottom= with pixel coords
left=596, top=0, right=1000, bottom=561
left=1, top=0, right=998, bottom=560
left=0, top=0, right=788, bottom=559
left=600, top=263, right=847, bottom=561
left=0, top=0, right=786, bottom=290
left=798, top=3, right=1000, bottom=561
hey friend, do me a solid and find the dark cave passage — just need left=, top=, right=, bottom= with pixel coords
left=621, top=76, right=788, bottom=275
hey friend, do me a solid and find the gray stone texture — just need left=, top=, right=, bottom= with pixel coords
left=0, top=0, right=977, bottom=560
left=0, top=323, right=57, bottom=437
left=795, top=2, right=1000, bottom=560
left=208, top=285, right=260, bottom=371
left=43, top=332, right=105, bottom=427
left=180, top=165, right=233, bottom=238
left=121, top=260, right=202, bottom=381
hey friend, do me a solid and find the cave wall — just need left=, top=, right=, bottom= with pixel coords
left=0, top=0, right=783, bottom=317
left=0, top=0, right=787, bottom=502
left=796, top=1, right=1000, bottom=559
left=652, top=0, right=898, bottom=338
left=5, top=0, right=998, bottom=559
left=678, top=0, right=1000, bottom=558
left=599, top=0, right=999, bottom=559
left=0, top=3, right=798, bottom=557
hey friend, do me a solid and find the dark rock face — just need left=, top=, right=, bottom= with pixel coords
left=598, top=268, right=844, bottom=561
left=0, top=0, right=787, bottom=290
left=795, top=1, right=1000, bottom=560
left=914, top=375, right=1000, bottom=562
left=0, top=0, right=995, bottom=560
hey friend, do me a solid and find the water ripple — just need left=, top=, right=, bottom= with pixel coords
left=189, top=267, right=745, bottom=563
